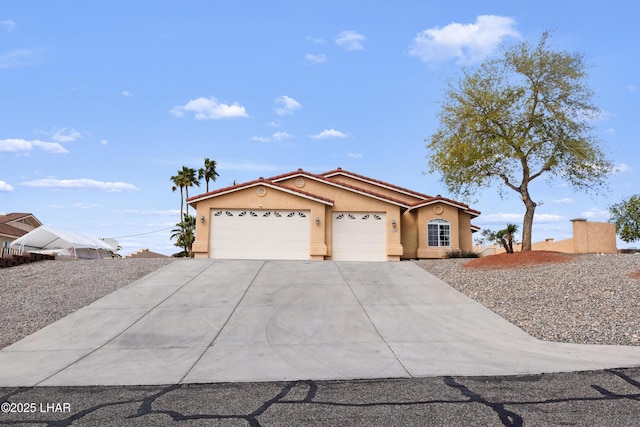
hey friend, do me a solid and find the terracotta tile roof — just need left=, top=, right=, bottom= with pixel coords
left=269, top=169, right=412, bottom=208
left=318, top=168, right=481, bottom=217
left=186, top=176, right=334, bottom=205
left=188, top=168, right=480, bottom=217
left=320, top=167, right=432, bottom=200
left=408, top=195, right=481, bottom=217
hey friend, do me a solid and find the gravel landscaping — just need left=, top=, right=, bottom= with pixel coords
left=0, top=258, right=175, bottom=349
left=1, top=254, right=639, bottom=350
left=417, top=253, right=640, bottom=346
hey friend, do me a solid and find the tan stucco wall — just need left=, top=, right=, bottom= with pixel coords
left=190, top=184, right=328, bottom=259
left=491, top=220, right=617, bottom=255
left=190, top=177, right=407, bottom=261
left=416, top=203, right=462, bottom=259
left=278, top=177, right=404, bottom=261
left=189, top=176, right=477, bottom=261
left=458, top=212, right=473, bottom=252
left=530, top=238, right=575, bottom=252
left=400, top=211, right=419, bottom=259
left=570, top=219, right=617, bottom=253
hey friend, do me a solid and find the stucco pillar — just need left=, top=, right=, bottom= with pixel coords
left=571, top=218, right=588, bottom=254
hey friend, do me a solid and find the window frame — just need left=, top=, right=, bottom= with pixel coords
left=427, top=218, right=451, bottom=247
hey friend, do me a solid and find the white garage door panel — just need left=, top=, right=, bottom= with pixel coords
left=332, top=212, right=386, bottom=261
left=210, top=210, right=310, bottom=260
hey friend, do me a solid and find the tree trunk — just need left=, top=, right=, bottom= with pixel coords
left=521, top=197, right=536, bottom=251
left=499, top=237, right=510, bottom=253
left=180, top=187, right=184, bottom=222
left=185, top=187, right=190, bottom=218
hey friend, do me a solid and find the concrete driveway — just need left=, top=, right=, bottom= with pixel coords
left=1, top=260, right=639, bottom=386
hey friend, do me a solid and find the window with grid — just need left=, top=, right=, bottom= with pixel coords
left=427, top=219, right=450, bottom=247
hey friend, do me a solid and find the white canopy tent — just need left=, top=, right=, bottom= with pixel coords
left=10, top=226, right=118, bottom=259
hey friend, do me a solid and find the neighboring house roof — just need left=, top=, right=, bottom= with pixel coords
left=1, top=213, right=34, bottom=223
left=124, top=248, right=168, bottom=259
left=0, top=213, right=43, bottom=239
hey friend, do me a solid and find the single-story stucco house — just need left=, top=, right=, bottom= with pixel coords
left=187, top=168, right=480, bottom=261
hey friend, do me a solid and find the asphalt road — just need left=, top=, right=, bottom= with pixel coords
left=1, top=367, right=639, bottom=426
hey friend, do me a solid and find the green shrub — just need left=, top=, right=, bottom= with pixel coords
left=445, top=249, right=480, bottom=258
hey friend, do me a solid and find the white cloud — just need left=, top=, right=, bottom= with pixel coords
left=478, top=213, right=523, bottom=224
left=274, top=96, right=302, bottom=116
left=580, top=207, right=610, bottom=220
left=347, top=152, right=363, bottom=159
left=21, top=178, right=139, bottom=192
left=409, top=15, right=520, bottom=63
left=625, top=84, right=637, bottom=92
left=250, top=136, right=271, bottom=143
left=272, top=131, right=294, bottom=141
left=0, top=180, right=13, bottom=192
left=73, top=203, right=101, bottom=209
left=310, top=129, right=348, bottom=139
left=0, top=138, right=68, bottom=154
left=112, top=209, right=180, bottom=216
left=1, top=20, right=15, bottom=31
left=306, top=53, right=327, bottom=63
left=552, top=198, right=574, bottom=204
left=306, top=36, right=326, bottom=44
left=170, top=97, right=248, bottom=120
left=251, top=131, right=295, bottom=143
left=100, top=139, right=109, bottom=145
left=0, top=49, right=37, bottom=69
left=51, top=127, right=82, bottom=143
left=479, top=212, right=563, bottom=224
left=534, top=213, right=565, bottom=223
left=611, top=163, right=632, bottom=174
left=335, top=30, right=366, bottom=51
left=121, top=90, right=133, bottom=97
left=217, top=162, right=287, bottom=172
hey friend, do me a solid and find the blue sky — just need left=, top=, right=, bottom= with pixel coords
left=1, top=1, right=638, bottom=255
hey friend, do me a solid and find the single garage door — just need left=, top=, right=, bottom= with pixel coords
left=209, top=209, right=310, bottom=260
left=332, top=212, right=387, bottom=261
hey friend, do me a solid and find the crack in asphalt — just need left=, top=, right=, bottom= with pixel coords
left=1, top=368, right=639, bottom=426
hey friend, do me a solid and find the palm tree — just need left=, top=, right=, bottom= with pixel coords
left=170, top=171, right=186, bottom=221
left=180, top=166, right=200, bottom=218
left=198, top=158, right=220, bottom=193
left=170, top=214, right=196, bottom=257
left=504, top=223, right=519, bottom=254
left=495, top=229, right=510, bottom=254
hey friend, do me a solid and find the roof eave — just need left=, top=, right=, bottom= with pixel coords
left=187, top=181, right=334, bottom=206
left=272, top=172, right=411, bottom=209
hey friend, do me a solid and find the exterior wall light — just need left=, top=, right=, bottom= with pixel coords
left=200, top=215, right=205, bottom=223
left=391, top=219, right=397, bottom=228
left=315, top=216, right=320, bottom=224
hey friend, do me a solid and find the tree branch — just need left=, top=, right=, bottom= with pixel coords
left=488, top=170, right=520, bottom=193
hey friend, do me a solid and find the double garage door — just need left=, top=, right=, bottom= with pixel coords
left=209, top=209, right=387, bottom=261
left=209, top=209, right=310, bottom=260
